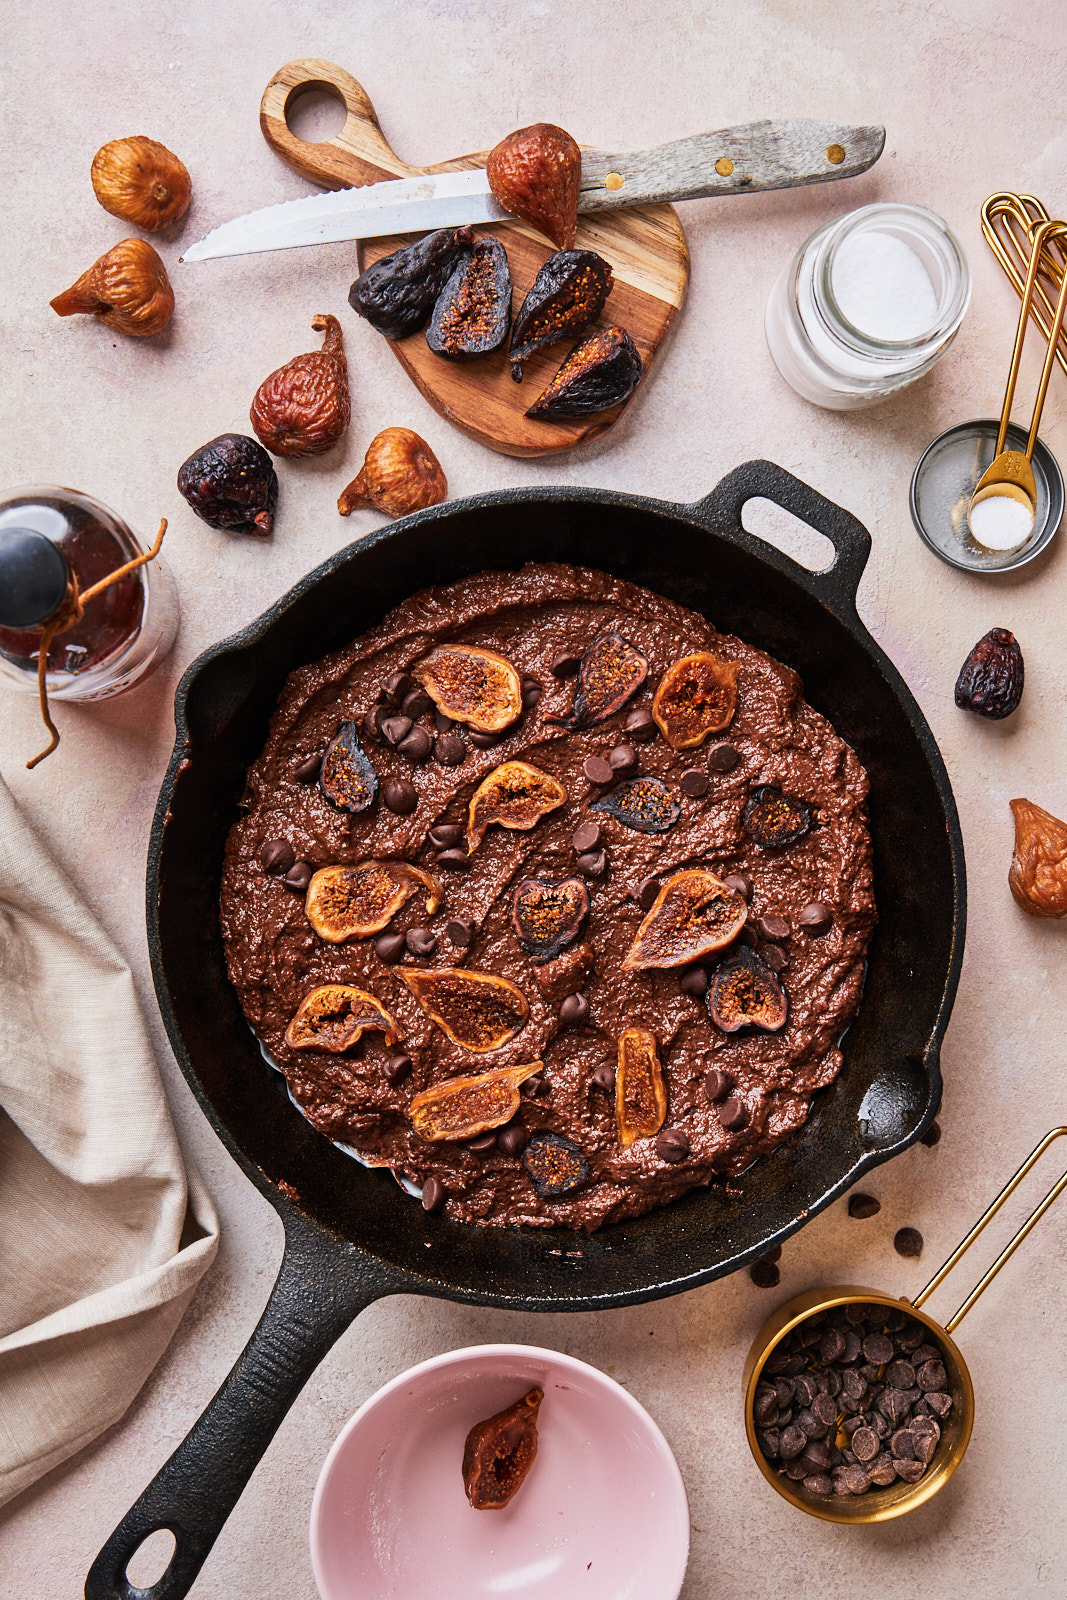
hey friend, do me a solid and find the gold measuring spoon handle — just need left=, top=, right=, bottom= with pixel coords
left=1023, top=221, right=1067, bottom=460
left=912, top=1126, right=1067, bottom=1334
left=982, top=194, right=1067, bottom=382
left=991, top=219, right=1061, bottom=458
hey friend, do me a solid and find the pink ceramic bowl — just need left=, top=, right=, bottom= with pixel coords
left=310, top=1343, right=690, bottom=1600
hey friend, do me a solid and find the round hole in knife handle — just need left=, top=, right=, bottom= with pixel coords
left=310, top=1344, right=690, bottom=1600
left=765, top=203, right=970, bottom=409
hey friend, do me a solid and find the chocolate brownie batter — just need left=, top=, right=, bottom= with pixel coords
left=220, top=565, right=875, bottom=1230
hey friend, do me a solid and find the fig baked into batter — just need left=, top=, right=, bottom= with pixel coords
left=220, top=564, right=876, bottom=1230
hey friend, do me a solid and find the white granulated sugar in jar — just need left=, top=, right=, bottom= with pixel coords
left=831, top=229, right=939, bottom=341
left=967, top=493, right=1034, bottom=551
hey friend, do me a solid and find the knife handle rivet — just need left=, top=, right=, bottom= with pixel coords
left=826, top=143, right=846, bottom=164
left=715, top=157, right=734, bottom=177
left=604, top=171, right=624, bottom=191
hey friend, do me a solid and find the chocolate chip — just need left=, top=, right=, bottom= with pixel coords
left=433, top=708, right=456, bottom=733
left=421, top=1175, right=445, bottom=1213
left=383, top=671, right=414, bottom=702
left=467, top=1131, right=498, bottom=1153
left=757, top=912, right=790, bottom=942
left=708, top=743, right=739, bottom=772
left=374, top=931, right=406, bottom=964
left=436, top=848, right=471, bottom=871
left=679, top=964, right=708, bottom=996
left=521, top=1073, right=548, bottom=1097
left=894, top=1227, right=924, bottom=1258
left=382, top=777, right=418, bottom=814
left=470, top=728, right=503, bottom=749
left=760, top=943, right=789, bottom=973
left=283, top=861, right=314, bottom=892
left=851, top=1426, right=879, bottom=1462
left=572, top=820, right=601, bottom=853
left=923, top=1391, right=953, bottom=1418
left=655, top=1128, right=690, bottom=1163
left=583, top=755, right=613, bottom=785
left=624, top=706, right=656, bottom=742
left=400, top=687, right=433, bottom=720
left=798, top=901, right=833, bottom=936
left=405, top=927, right=437, bottom=957
left=889, top=1427, right=917, bottom=1460
left=921, top=1120, right=942, bottom=1147
left=750, top=1257, right=781, bottom=1288
left=800, top=1440, right=831, bottom=1470
left=635, top=876, right=660, bottom=909
left=820, top=1327, right=846, bottom=1363
left=843, top=1463, right=871, bottom=1494
left=559, top=992, right=590, bottom=1028
left=577, top=849, right=607, bottom=878
left=764, top=1244, right=783, bottom=1264
left=292, top=752, right=323, bottom=782
left=363, top=707, right=385, bottom=743
left=429, top=823, right=463, bottom=849
left=703, top=1068, right=734, bottom=1104
left=779, top=1425, right=806, bottom=1460
left=522, top=678, right=543, bottom=708
left=754, top=1384, right=777, bottom=1423
left=737, top=924, right=758, bottom=947
left=398, top=726, right=433, bottom=762
left=551, top=651, right=581, bottom=678
left=917, top=1358, right=947, bottom=1392
left=892, top=1457, right=925, bottom=1483
left=886, top=1359, right=916, bottom=1390
left=384, top=1053, right=413, bottom=1085
left=722, top=873, right=752, bottom=901
left=718, top=1096, right=749, bottom=1131
left=608, top=743, right=639, bottom=776
left=848, top=1193, right=881, bottom=1219
left=260, top=838, right=295, bottom=875
left=912, top=1430, right=938, bottom=1465
left=803, top=1473, right=832, bottom=1495
left=680, top=768, right=709, bottom=798
left=811, top=1392, right=838, bottom=1427
left=445, top=917, right=473, bottom=948
left=497, top=1122, right=529, bottom=1156
left=863, top=1332, right=894, bottom=1365
left=381, top=714, right=413, bottom=746
left=591, top=1063, right=615, bottom=1092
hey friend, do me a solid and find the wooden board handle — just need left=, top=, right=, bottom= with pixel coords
left=260, top=58, right=413, bottom=190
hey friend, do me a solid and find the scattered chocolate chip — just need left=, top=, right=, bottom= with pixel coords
left=764, top=1244, right=783, bottom=1265
left=436, top=848, right=471, bottom=871
left=260, top=838, right=295, bottom=875
left=401, top=687, right=434, bottom=720
left=624, top=706, right=657, bottom=742
left=429, top=823, right=464, bottom=849
left=848, top=1192, right=881, bottom=1219
left=292, top=752, right=323, bottom=782
left=521, top=1073, right=547, bottom=1097
left=421, top=1175, right=446, bottom=1213
left=797, top=901, right=833, bottom=936
left=559, top=992, right=590, bottom=1028
left=382, top=777, right=418, bottom=814
left=381, top=713, right=413, bottom=746
left=708, top=743, right=739, bottom=772
left=750, top=1257, right=781, bottom=1288
left=469, top=728, right=502, bottom=749
left=635, top=876, right=660, bottom=909
left=760, top=943, right=789, bottom=973
left=583, top=755, right=614, bottom=785
left=757, top=912, right=790, bottom=942
left=577, top=849, right=607, bottom=878
left=446, top=917, right=474, bottom=948
left=679, top=964, right=709, bottom=996
left=680, top=768, right=709, bottom=798
left=894, top=1227, right=924, bottom=1259
left=467, top=1130, right=498, bottom=1153
left=572, top=820, right=601, bottom=853
left=718, top=1096, right=749, bottom=1131
left=374, top=931, right=407, bottom=964
left=655, top=1128, right=690, bottom=1163
left=722, top=873, right=752, bottom=901
left=363, top=706, right=386, bottom=743
left=405, top=926, right=437, bottom=957
left=551, top=651, right=581, bottom=678
left=703, top=1067, right=734, bottom=1103
left=383, top=671, right=414, bottom=702
left=590, top=1063, right=615, bottom=1092
left=433, top=708, right=456, bottom=733
left=283, top=861, right=314, bottom=892
left=608, top=743, right=639, bottom=776
left=737, top=924, right=758, bottom=947
left=921, top=1121, right=942, bottom=1147
left=398, top=726, right=433, bottom=762
left=497, top=1122, right=529, bottom=1156
left=522, top=678, right=543, bottom=708
left=384, top=1053, right=412, bottom=1085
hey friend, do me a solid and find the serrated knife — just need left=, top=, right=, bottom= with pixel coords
left=181, top=119, right=884, bottom=263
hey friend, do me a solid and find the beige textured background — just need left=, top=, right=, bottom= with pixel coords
left=2, top=1, right=1067, bottom=1595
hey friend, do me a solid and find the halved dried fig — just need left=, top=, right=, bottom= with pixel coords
left=463, top=1388, right=543, bottom=1510
left=410, top=1060, right=542, bottom=1141
left=348, top=226, right=474, bottom=339
left=305, top=861, right=442, bottom=943
left=284, top=985, right=402, bottom=1052
left=1009, top=797, right=1067, bottom=917
left=511, top=877, right=589, bottom=963
left=401, top=967, right=529, bottom=1051
left=467, top=761, right=568, bottom=851
left=591, top=776, right=680, bottom=834
left=319, top=721, right=379, bottom=814
left=509, top=250, right=614, bottom=380
left=426, top=238, right=511, bottom=360
left=522, top=1131, right=591, bottom=1196
left=623, top=869, right=747, bottom=970
left=652, top=653, right=741, bottom=749
left=742, top=785, right=812, bottom=850
left=707, top=948, right=788, bottom=1033
left=526, top=325, right=643, bottom=419
left=413, top=644, right=522, bottom=733
left=486, top=123, right=581, bottom=249
left=616, top=1027, right=667, bottom=1146
left=566, top=632, right=648, bottom=728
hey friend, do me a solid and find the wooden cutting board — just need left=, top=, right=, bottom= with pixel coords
left=260, top=59, right=689, bottom=458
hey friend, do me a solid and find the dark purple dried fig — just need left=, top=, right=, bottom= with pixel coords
left=426, top=238, right=511, bottom=360
left=177, top=433, right=278, bottom=537
left=509, top=250, right=613, bottom=380
left=511, top=877, right=589, bottom=963
left=319, top=721, right=379, bottom=814
left=591, top=776, right=680, bottom=834
left=565, top=631, right=648, bottom=728
left=348, top=227, right=474, bottom=339
left=522, top=1131, right=591, bottom=1196
left=707, top=947, right=788, bottom=1033
left=742, top=785, right=812, bottom=850
left=954, top=627, right=1024, bottom=719
left=526, top=324, right=643, bottom=419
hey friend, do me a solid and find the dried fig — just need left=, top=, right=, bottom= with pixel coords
left=526, top=325, right=643, bottom=419
left=410, top=1060, right=542, bottom=1141
left=91, top=136, right=191, bottom=231
left=250, top=314, right=350, bottom=458
left=177, top=433, right=278, bottom=536
left=463, top=1389, right=543, bottom=1509
left=522, top=1131, right=591, bottom=1196
left=426, top=238, right=512, bottom=360
left=414, top=644, right=522, bottom=732
left=338, top=428, right=447, bottom=519
left=348, top=226, right=474, bottom=338
left=486, top=123, right=581, bottom=249
left=1009, top=797, right=1067, bottom=917
left=467, top=760, right=567, bottom=850
left=742, top=785, right=812, bottom=850
left=954, top=627, right=1024, bottom=719
left=591, top=776, right=680, bottom=834
left=509, top=250, right=613, bottom=380
left=284, top=984, right=402, bottom=1052
left=51, top=238, right=174, bottom=337
left=564, top=632, right=648, bottom=728
left=319, top=721, right=379, bottom=814
left=707, top=948, right=788, bottom=1033
left=623, top=869, right=747, bottom=971
left=305, top=861, right=442, bottom=942
left=616, top=1027, right=667, bottom=1146
left=652, top=653, right=741, bottom=748
left=400, top=967, right=529, bottom=1051
left=511, top=877, right=589, bottom=962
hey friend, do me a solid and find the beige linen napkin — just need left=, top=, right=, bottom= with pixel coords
left=0, top=772, right=219, bottom=1505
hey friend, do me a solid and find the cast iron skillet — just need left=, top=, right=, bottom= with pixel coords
left=87, top=461, right=965, bottom=1600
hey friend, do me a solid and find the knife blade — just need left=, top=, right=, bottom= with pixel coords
left=181, top=119, right=884, bottom=263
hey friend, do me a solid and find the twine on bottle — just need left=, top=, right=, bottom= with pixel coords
left=27, top=518, right=167, bottom=770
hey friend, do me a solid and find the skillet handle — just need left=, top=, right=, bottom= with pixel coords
left=85, top=1210, right=406, bottom=1600
left=689, top=459, right=871, bottom=616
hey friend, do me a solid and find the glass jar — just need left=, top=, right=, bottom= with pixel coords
left=765, top=203, right=971, bottom=410
left=0, top=486, right=178, bottom=700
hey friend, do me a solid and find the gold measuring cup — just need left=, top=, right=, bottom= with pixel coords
left=743, top=1127, right=1067, bottom=1523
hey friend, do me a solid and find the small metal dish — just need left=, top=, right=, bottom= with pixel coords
left=742, top=1127, right=1067, bottom=1522
left=910, top=419, right=1063, bottom=572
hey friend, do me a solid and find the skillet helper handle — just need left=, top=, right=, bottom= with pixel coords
left=913, top=1126, right=1067, bottom=1334
left=85, top=1214, right=402, bottom=1600
left=689, top=460, right=871, bottom=618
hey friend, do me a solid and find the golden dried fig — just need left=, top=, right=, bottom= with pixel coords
left=463, top=1388, right=543, bottom=1510
left=284, top=984, right=402, bottom=1052
left=400, top=967, right=529, bottom=1051
left=250, top=314, right=350, bottom=458
left=338, top=427, right=447, bottom=517
left=414, top=645, right=522, bottom=734
left=486, top=123, right=582, bottom=250
left=410, top=1060, right=542, bottom=1141
left=305, top=861, right=442, bottom=943
left=1009, top=797, right=1067, bottom=917
left=623, top=869, right=747, bottom=970
left=50, top=238, right=174, bottom=337
left=652, top=653, right=741, bottom=748
left=91, top=135, right=191, bottom=231
left=616, top=1027, right=667, bottom=1146
left=467, top=760, right=568, bottom=851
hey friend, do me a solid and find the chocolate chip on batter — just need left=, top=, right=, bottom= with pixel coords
left=708, top=743, right=739, bottom=772
left=400, top=687, right=434, bottom=720
left=551, top=651, right=581, bottom=678
left=894, top=1227, right=924, bottom=1258
left=848, top=1193, right=881, bottom=1219
left=467, top=1130, right=498, bottom=1153
left=577, top=849, right=607, bottom=878
left=521, top=1073, right=548, bottom=1097
left=362, top=706, right=386, bottom=743
left=292, top=752, right=323, bottom=783
left=559, top=992, right=590, bottom=1028
left=921, top=1121, right=942, bottom=1147
left=655, top=1128, right=691, bottom=1163
left=635, top=876, right=660, bottom=909
left=522, top=678, right=543, bottom=708
left=703, top=1067, right=734, bottom=1104
left=590, top=1063, right=616, bottom=1092
left=260, top=838, right=295, bottom=875
left=583, top=755, right=614, bottom=785
left=446, top=917, right=474, bottom=948
left=760, top=943, right=789, bottom=973
left=381, top=714, right=413, bottom=746
left=405, top=927, right=437, bottom=957
left=436, top=848, right=471, bottom=871
left=383, top=670, right=414, bottom=703
left=434, top=731, right=467, bottom=766
left=283, top=861, right=314, bottom=892
left=374, top=932, right=407, bottom=964
left=572, top=820, right=601, bottom=853
left=757, top=912, right=790, bottom=942
left=398, top=726, right=433, bottom=762
left=469, top=728, right=502, bottom=749
left=718, top=1096, right=749, bottom=1131
left=798, top=901, right=833, bottom=936
left=624, top=706, right=657, bottom=742
left=497, top=1122, right=529, bottom=1157
left=433, top=707, right=457, bottom=733
left=609, top=743, right=639, bottom=776
left=421, top=1175, right=446, bottom=1213
left=750, top=1257, right=781, bottom=1288
left=429, top=823, right=464, bottom=849
left=679, top=964, right=709, bottom=996
left=680, top=768, right=709, bottom=797
left=384, top=1053, right=412, bottom=1085
left=721, top=872, right=752, bottom=901
left=382, top=777, right=418, bottom=814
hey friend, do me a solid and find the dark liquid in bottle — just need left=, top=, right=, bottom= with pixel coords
left=0, top=493, right=143, bottom=675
